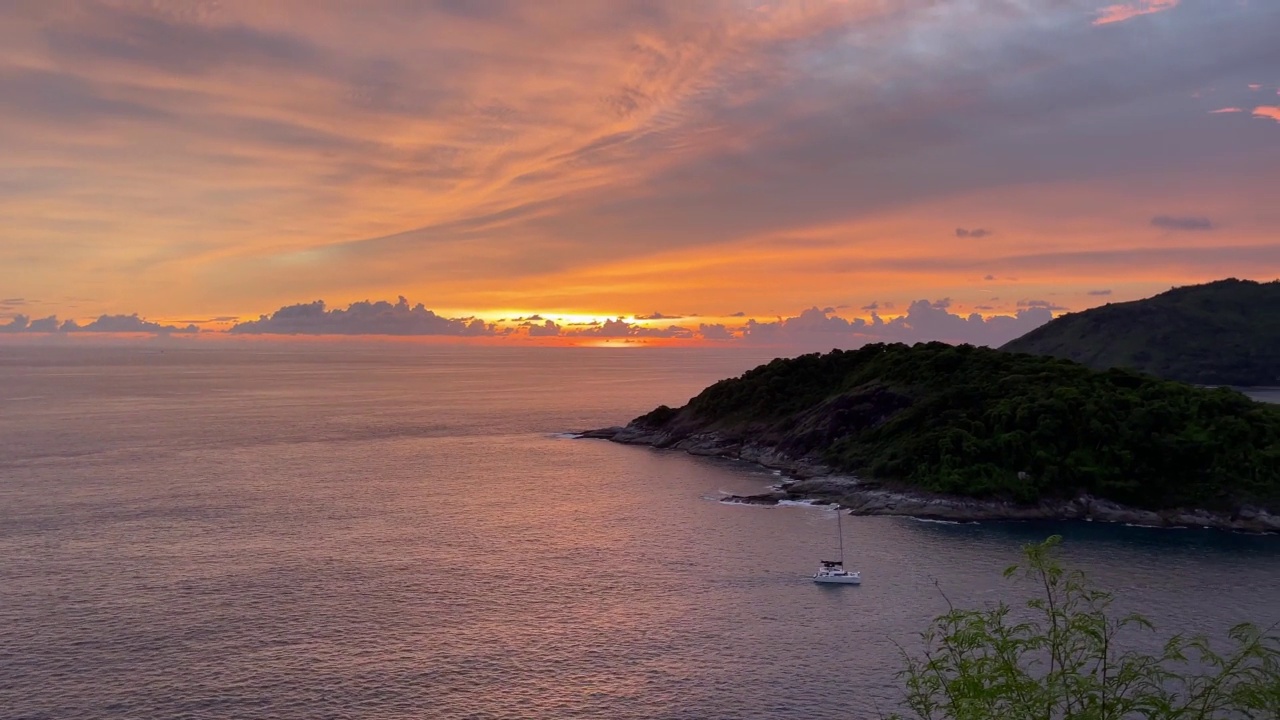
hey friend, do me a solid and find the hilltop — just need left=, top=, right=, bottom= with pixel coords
left=1001, top=278, right=1280, bottom=386
left=585, top=343, right=1280, bottom=531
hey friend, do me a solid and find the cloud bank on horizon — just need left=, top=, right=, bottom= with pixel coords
left=229, top=297, right=491, bottom=336
left=1, top=0, right=1278, bottom=325
left=0, top=294, right=1056, bottom=350
left=0, top=314, right=198, bottom=334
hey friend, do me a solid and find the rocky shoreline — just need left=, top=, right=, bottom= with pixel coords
left=578, top=425, right=1280, bottom=534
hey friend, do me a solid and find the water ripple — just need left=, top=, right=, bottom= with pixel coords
left=3, top=348, right=1277, bottom=719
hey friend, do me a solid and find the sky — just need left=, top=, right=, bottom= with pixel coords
left=1, top=0, right=1278, bottom=347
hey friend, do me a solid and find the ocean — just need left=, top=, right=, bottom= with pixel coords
left=2, top=344, right=1278, bottom=719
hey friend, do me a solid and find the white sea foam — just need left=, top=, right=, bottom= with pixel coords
left=909, top=517, right=980, bottom=526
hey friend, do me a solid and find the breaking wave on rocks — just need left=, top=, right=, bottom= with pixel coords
left=910, top=517, right=978, bottom=526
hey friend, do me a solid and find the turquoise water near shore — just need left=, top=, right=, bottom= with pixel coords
left=2, top=344, right=1277, bottom=719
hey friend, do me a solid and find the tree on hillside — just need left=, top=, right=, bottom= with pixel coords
left=890, top=537, right=1280, bottom=719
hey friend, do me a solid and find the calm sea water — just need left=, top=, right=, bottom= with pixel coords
left=2, top=344, right=1278, bottom=720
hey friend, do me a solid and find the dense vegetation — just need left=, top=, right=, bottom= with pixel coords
left=1002, top=278, right=1280, bottom=386
left=634, top=343, right=1280, bottom=511
left=893, top=536, right=1280, bottom=720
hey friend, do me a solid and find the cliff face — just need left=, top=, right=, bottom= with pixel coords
left=1002, top=278, right=1280, bottom=386
left=585, top=343, right=1280, bottom=523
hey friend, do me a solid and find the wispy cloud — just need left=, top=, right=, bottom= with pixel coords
left=1018, top=299, right=1071, bottom=312
left=1254, top=106, right=1280, bottom=123
left=1093, top=0, right=1180, bottom=26
left=1, top=0, right=1278, bottom=322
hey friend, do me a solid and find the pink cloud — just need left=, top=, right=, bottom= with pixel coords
left=1252, top=106, right=1280, bottom=124
left=1093, top=0, right=1179, bottom=26
left=739, top=303, right=1055, bottom=350
left=1210, top=107, right=1243, bottom=114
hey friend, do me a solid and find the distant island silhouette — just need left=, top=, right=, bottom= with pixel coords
left=1003, top=278, right=1280, bottom=387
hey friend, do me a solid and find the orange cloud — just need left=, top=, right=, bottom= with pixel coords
left=1253, top=106, right=1280, bottom=123
left=1093, top=0, right=1179, bottom=26
left=2, top=0, right=1278, bottom=328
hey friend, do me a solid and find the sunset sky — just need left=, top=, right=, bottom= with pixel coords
left=1, top=0, right=1278, bottom=346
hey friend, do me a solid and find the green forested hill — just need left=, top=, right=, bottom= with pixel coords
left=632, top=343, right=1280, bottom=512
left=1001, top=278, right=1280, bottom=386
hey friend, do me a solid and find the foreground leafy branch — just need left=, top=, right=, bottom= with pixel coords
left=891, top=536, right=1280, bottom=719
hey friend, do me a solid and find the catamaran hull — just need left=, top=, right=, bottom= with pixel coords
left=813, top=575, right=861, bottom=585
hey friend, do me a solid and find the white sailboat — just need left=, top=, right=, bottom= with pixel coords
left=813, top=508, right=861, bottom=585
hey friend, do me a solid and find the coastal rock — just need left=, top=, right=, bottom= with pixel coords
left=599, top=426, right=837, bottom=479
left=578, top=422, right=1277, bottom=534
left=1226, top=506, right=1280, bottom=533
left=609, top=425, right=676, bottom=446
left=673, top=432, right=741, bottom=457
left=1250, top=509, right=1280, bottom=533
left=840, top=490, right=1056, bottom=522
left=1165, top=508, right=1222, bottom=528
left=739, top=444, right=829, bottom=477
left=782, top=476, right=860, bottom=498
left=721, top=492, right=786, bottom=506
left=576, top=426, right=624, bottom=439
left=1082, top=496, right=1164, bottom=526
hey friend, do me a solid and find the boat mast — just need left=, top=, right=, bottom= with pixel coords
left=837, top=508, right=844, bottom=564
